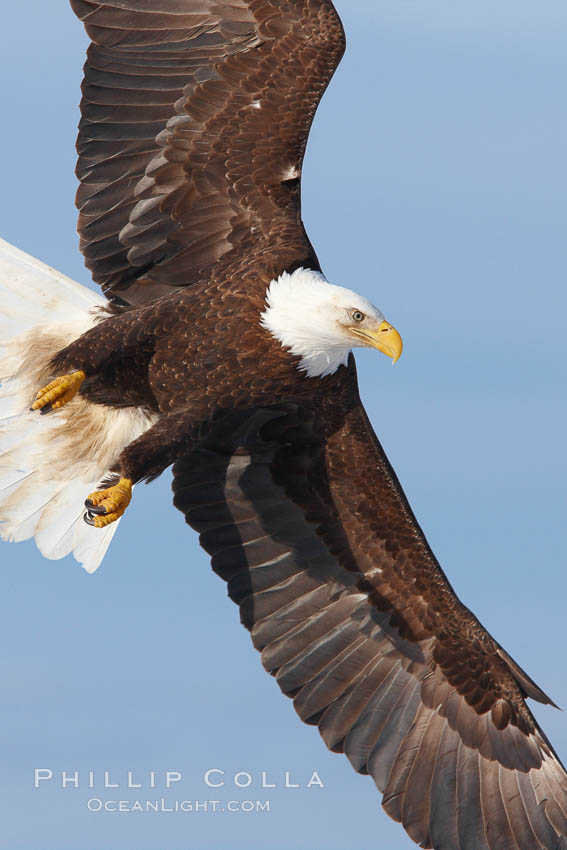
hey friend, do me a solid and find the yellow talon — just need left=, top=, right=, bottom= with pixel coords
left=84, top=477, right=132, bottom=528
left=31, top=370, right=86, bottom=412
left=88, top=510, right=125, bottom=529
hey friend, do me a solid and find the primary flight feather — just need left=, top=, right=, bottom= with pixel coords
left=0, top=2, right=565, bottom=848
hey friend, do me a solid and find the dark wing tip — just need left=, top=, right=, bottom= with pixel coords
left=498, top=646, right=560, bottom=708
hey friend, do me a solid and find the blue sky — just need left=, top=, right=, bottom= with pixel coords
left=1, top=2, right=566, bottom=849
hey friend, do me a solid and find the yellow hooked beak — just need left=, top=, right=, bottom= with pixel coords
left=351, top=320, right=403, bottom=363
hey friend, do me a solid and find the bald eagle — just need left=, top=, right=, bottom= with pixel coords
left=1, top=2, right=566, bottom=848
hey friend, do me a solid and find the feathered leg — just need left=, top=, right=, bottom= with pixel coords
left=83, top=410, right=198, bottom=527
left=30, top=301, right=159, bottom=414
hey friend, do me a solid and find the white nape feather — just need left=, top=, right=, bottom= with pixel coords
left=260, top=268, right=385, bottom=378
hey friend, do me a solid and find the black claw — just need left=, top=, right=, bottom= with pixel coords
left=83, top=511, right=96, bottom=526
left=39, top=404, right=52, bottom=415
left=84, top=498, right=108, bottom=515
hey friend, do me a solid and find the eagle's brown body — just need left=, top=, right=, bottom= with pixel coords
left=2, top=1, right=566, bottom=848
left=51, top=274, right=352, bottom=482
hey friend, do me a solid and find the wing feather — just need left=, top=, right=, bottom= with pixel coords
left=427, top=723, right=460, bottom=849
left=456, top=745, right=492, bottom=850
left=171, top=402, right=567, bottom=849
left=71, top=0, right=346, bottom=303
left=293, top=637, right=378, bottom=722
left=367, top=675, right=424, bottom=790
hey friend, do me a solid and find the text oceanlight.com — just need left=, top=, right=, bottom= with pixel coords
left=87, top=798, right=270, bottom=813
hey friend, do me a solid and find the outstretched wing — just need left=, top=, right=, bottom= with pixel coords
left=71, top=0, right=345, bottom=305
left=172, top=398, right=567, bottom=850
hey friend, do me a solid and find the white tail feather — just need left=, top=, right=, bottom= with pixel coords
left=0, top=238, right=157, bottom=572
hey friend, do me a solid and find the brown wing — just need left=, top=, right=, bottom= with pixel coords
left=71, top=0, right=345, bottom=305
left=172, top=397, right=567, bottom=850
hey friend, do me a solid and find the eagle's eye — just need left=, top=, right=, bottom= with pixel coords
left=351, top=310, right=365, bottom=323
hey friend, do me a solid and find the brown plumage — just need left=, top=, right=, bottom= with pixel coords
left=15, top=1, right=567, bottom=847
left=72, top=0, right=342, bottom=302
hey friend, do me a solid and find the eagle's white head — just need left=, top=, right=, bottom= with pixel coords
left=260, top=268, right=403, bottom=378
